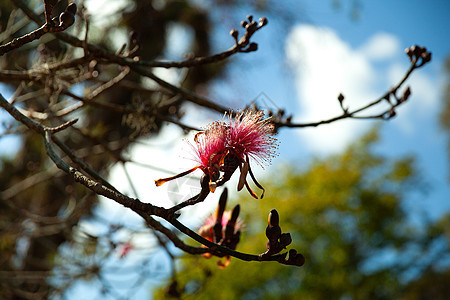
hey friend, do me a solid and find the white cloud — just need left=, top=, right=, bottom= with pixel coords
left=285, top=25, right=378, bottom=154
left=359, top=32, right=401, bottom=61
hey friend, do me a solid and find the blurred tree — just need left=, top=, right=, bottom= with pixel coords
left=0, top=0, right=225, bottom=298
left=155, top=129, right=450, bottom=299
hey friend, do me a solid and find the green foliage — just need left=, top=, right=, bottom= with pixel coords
left=154, top=129, right=449, bottom=299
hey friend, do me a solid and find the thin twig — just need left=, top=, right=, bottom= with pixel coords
left=275, top=57, right=419, bottom=129
left=0, top=1, right=76, bottom=56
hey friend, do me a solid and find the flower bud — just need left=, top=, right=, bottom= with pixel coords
left=259, top=17, right=268, bottom=27
left=268, top=209, right=279, bottom=227
left=59, top=12, right=75, bottom=28
left=421, top=51, right=431, bottom=63
left=230, top=204, right=240, bottom=225
left=209, top=181, right=217, bottom=193
left=215, top=188, right=228, bottom=222
left=265, top=225, right=281, bottom=241
left=230, top=29, right=239, bottom=40
left=288, top=249, right=305, bottom=266
left=247, top=42, right=258, bottom=52
left=213, top=223, right=222, bottom=243
left=280, top=233, right=292, bottom=247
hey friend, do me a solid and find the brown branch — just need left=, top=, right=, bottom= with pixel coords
left=43, top=130, right=168, bottom=217
left=0, top=69, right=45, bottom=83
left=51, top=135, right=119, bottom=192
left=274, top=46, right=431, bottom=129
left=0, top=68, right=199, bottom=131
left=0, top=1, right=77, bottom=56
left=9, top=1, right=244, bottom=113
left=138, top=16, right=268, bottom=68
left=130, top=67, right=228, bottom=113
left=0, top=92, right=165, bottom=216
left=86, top=66, right=130, bottom=100
left=169, top=218, right=288, bottom=263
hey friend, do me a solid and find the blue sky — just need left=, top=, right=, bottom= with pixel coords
left=1, top=0, right=449, bottom=299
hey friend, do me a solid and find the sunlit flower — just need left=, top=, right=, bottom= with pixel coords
left=190, top=121, right=228, bottom=182
left=154, top=121, right=227, bottom=189
left=215, top=110, right=278, bottom=198
left=155, top=109, right=278, bottom=199
left=226, top=110, right=278, bottom=166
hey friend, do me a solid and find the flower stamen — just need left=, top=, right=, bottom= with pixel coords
left=154, top=165, right=200, bottom=186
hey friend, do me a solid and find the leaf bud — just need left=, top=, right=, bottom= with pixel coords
left=265, top=225, right=281, bottom=241
left=247, top=42, right=258, bottom=52
left=288, top=249, right=305, bottom=266
left=280, top=233, right=292, bottom=247
left=268, top=209, right=279, bottom=227
left=259, top=17, right=268, bottom=27
left=59, top=12, right=75, bottom=28
left=230, top=29, right=239, bottom=40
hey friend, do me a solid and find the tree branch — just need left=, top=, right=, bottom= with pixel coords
left=0, top=1, right=77, bottom=56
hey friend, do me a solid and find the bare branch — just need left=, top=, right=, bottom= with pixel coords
left=274, top=45, right=431, bottom=130
left=0, top=2, right=77, bottom=56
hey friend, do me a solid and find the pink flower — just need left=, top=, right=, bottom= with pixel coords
left=155, top=121, right=228, bottom=189
left=191, top=121, right=228, bottom=178
left=155, top=109, right=278, bottom=199
left=118, top=241, right=134, bottom=259
left=225, top=110, right=278, bottom=166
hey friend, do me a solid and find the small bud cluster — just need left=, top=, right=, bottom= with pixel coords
left=381, top=86, right=414, bottom=120
left=58, top=3, right=77, bottom=28
left=44, top=1, right=77, bottom=31
left=229, top=15, right=268, bottom=53
left=405, top=45, right=432, bottom=67
left=260, top=209, right=305, bottom=266
left=266, top=108, right=293, bottom=133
